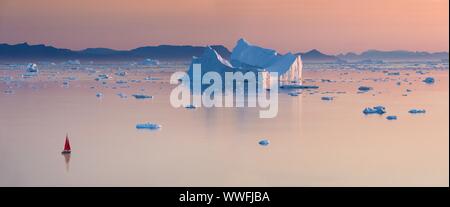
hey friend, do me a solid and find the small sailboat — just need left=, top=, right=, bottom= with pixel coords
left=61, top=134, right=71, bottom=154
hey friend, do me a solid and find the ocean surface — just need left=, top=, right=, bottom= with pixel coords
left=0, top=62, right=448, bottom=186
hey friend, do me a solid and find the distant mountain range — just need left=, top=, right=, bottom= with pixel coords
left=0, top=42, right=448, bottom=63
left=0, top=42, right=231, bottom=61
left=336, top=50, right=449, bottom=62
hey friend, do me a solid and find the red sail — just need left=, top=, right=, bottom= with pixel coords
left=64, top=134, right=71, bottom=151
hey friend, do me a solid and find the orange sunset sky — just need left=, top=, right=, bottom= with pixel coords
left=0, top=0, right=448, bottom=54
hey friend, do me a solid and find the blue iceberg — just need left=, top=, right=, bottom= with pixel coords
left=408, top=109, right=426, bottom=114
left=358, top=86, right=373, bottom=92
left=132, top=94, right=152, bottom=99
left=258, top=139, right=269, bottom=146
left=423, top=77, right=435, bottom=84
left=136, top=123, right=161, bottom=130
left=321, top=96, right=334, bottom=101
left=386, top=115, right=397, bottom=120
left=363, top=106, right=386, bottom=115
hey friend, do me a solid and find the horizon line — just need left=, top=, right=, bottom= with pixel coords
left=1, top=41, right=449, bottom=56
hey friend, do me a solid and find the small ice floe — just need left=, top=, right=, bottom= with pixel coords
left=358, top=86, right=373, bottom=92
left=258, top=139, right=269, bottom=146
left=321, top=96, right=334, bottom=101
left=386, top=72, right=400, bottom=76
left=408, top=109, right=426, bottom=114
left=136, top=123, right=161, bottom=130
left=96, top=92, right=103, bottom=98
left=423, top=77, right=435, bottom=84
left=288, top=92, right=300, bottom=96
left=386, top=115, right=397, bottom=120
left=95, top=74, right=110, bottom=81
left=64, top=76, right=77, bottom=81
left=0, top=76, right=13, bottom=82
left=139, top=58, right=160, bottom=66
left=280, top=85, right=319, bottom=89
left=363, top=106, right=386, bottom=115
left=130, top=79, right=141, bottom=83
left=22, top=73, right=37, bottom=78
left=184, top=104, right=197, bottom=109
left=26, top=63, right=38, bottom=73
left=144, top=77, right=161, bottom=81
left=65, top=60, right=81, bottom=65
left=115, top=70, right=127, bottom=77
left=416, top=70, right=427, bottom=75
left=117, top=93, right=127, bottom=98
left=321, top=79, right=333, bottom=83
left=132, top=94, right=152, bottom=99
left=116, top=80, right=127, bottom=84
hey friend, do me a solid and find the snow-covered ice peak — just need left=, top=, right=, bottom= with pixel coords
left=231, top=38, right=279, bottom=68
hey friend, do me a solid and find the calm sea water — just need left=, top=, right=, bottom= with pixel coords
left=0, top=65, right=448, bottom=186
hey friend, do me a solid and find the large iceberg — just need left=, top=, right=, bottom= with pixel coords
left=187, top=46, right=234, bottom=78
left=230, top=38, right=303, bottom=85
left=186, top=38, right=303, bottom=87
left=231, top=38, right=280, bottom=68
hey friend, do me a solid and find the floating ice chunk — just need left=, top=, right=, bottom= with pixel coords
left=0, top=76, right=13, bottom=82
left=386, top=72, right=400, bottom=76
left=116, top=80, right=127, bottom=84
left=358, top=86, right=373, bottom=92
left=26, top=63, right=38, bottom=73
left=144, top=77, right=161, bottom=81
left=321, top=96, right=334, bottom=101
left=115, top=71, right=127, bottom=77
left=22, top=72, right=38, bottom=78
left=408, top=109, right=426, bottom=114
left=139, top=58, right=159, bottom=66
left=64, top=76, right=77, bottom=81
left=386, top=115, right=397, bottom=120
left=423, top=77, right=435, bottom=84
left=416, top=70, right=427, bottom=75
left=321, top=79, right=333, bottom=83
left=64, top=60, right=81, bottom=65
left=136, top=123, right=161, bottom=130
left=132, top=94, right=152, bottom=99
left=363, top=106, right=386, bottom=115
left=258, top=139, right=269, bottom=146
left=117, top=93, right=127, bottom=98
left=281, top=85, right=319, bottom=89
left=184, top=104, right=197, bottom=109
left=96, top=92, right=103, bottom=98
left=95, top=74, right=110, bottom=81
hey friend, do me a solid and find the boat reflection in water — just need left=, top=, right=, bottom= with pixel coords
left=62, top=153, right=71, bottom=172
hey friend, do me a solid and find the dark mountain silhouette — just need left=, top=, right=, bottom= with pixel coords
left=1, top=42, right=447, bottom=63
left=337, top=50, right=449, bottom=62
left=0, top=42, right=231, bottom=61
left=296, top=49, right=340, bottom=63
